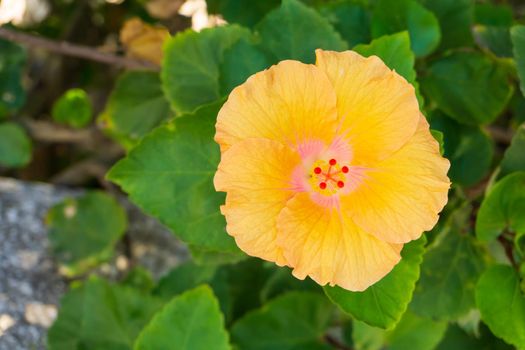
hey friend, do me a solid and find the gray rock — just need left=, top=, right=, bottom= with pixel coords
left=0, top=177, right=187, bottom=350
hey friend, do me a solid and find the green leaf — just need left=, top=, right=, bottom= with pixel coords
left=473, top=25, right=513, bottom=58
left=353, top=310, right=447, bottom=350
left=475, top=3, right=513, bottom=27
left=99, top=71, right=171, bottom=150
left=476, top=265, right=525, bottom=349
left=422, top=52, right=513, bottom=125
left=52, top=88, right=93, bottom=129
left=372, top=0, right=440, bottom=57
left=476, top=172, right=525, bottom=241
left=324, top=236, right=426, bottom=330
left=206, top=0, right=280, bottom=27
left=411, top=224, right=486, bottom=321
left=134, top=285, right=230, bottom=350
left=46, top=191, right=127, bottom=276
left=0, top=39, right=26, bottom=118
left=48, top=277, right=162, bottom=350
left=418, top=0, right=474, bottom=50
left=162, top=25, right=250, bottom=114
left=154, top=261, right=217, bottom=299
left=500, top=124, right=525, bottom=178
left=429, top=111, right=494, bottom=187
left=231, top=292, right=334, bottom=350
left=260, top=267, right=320, bottom=303
left=256, top=0, right=347, bottom=63
left=0, top=122, right=32, bottom=168
left=353, top=32, right=416, bottom=85
left=189, top=244, right=247, bottom=265
left=318, top=1, right=371, bottom=47
left=436, top=324, right=514, bottom=350
left=107, top=100, right=243, bottom=258
left=430, top=130, right=445, bottom=155
left=219, top=38, right=271, bottom=95
left=511, top=25, right=525, bottom=97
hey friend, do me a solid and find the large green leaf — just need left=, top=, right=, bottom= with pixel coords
left=372, top=0, right=440, bottom=57
left=418, top=0, right=474, bottom=50
left=476, top=172, right=525, bottom=241
left=422, top=52, right=513, bottom=125
left=429, top=111, right=494, bottom=187
left=436, top=324, right=514, bottom=350
left=52, top=88, right=93, bottom=129
left=134, top=285, right=230, bottom=350
left=231, top=292, right=334, bottom=350
left=219, top=38, right=271, bottom=95
left=318, top=1, right=371, bottom=47
left=100, top=71, right=171, bottom=150
left=107, top=100, right=242, bottom=258
left=324, top=236, right=426, bottom=330
left=411, top=221, right=486, bottom=321
left=0, top=39, right=26, bottom=118
left=474, top=26, right=513, bottom=58
left=353, top=310, right=447, bottom=350
left=476, top=265, right=525, bottom=349
left=48, top=277, right=162, bottom=350
left=46, top=191, right=127, bottom=276
left=353, top=32, right=415, bottom=85
left=256, top=0, right=347, bottom=63
left=511, top=25, right=525, bottom=97
left=206, top=0, right=280, bottom=27
left=154, top=261, right=217, bottom=299
left=500, top=124, right=525, bottom=178
left=0, top=122, right=32, bottom=168
left=162, top=25, right=250, bottom=114
left=475, top=3, right=513, bottom=27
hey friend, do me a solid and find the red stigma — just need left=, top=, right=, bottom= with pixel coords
left=329, top=159, right=337, bottom=166
left=341, top=166, right=349, bottom=173
left=319, top=182, right=327, bottom=190
left=337, top=181, right=345, bottom=188
left=314, top=167, right=322, bottom=174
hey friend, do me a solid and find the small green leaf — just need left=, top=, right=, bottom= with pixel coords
left=411, top=223, right=486, bottom=321
left=162, top=25, right=250, bottom=114
left=46, top=191, right=127, bottom=276
left=430, top=130, right=445, bottom=155
left=257, top=0, right=347, bottom=63
left=134, top=285, right=230, bottom=350
left=0, top=122, right=32, bottom=168
left=107, top=100, right=243, bottom=258
left=476, top=265, right=525, bottom=349
left=324, top=236, right=426, bottom=330
left=429, top=111, right=493, bottom=187
left=99, top=71, right=171, bottom=150
left=475, top=3, right=513, bottom=27
left=154, top=261, right=217, bottom=299
left=353, top=32, right=416, bottom=85
left=353, top=310, right=448, bottom=350
left=511, top=25, right=525, bottom=97
left=474, top=26, right=513, bottom=58
left=476, top=172, right=525, bottom=241
left=52, top=88, right=93, bottom=129
left=231, top=292, right=334, bottom=350
left=206, top=0, right=280, bottom=27
left=500, top=124, right=525, bottom=178
left=372, top=0, right=440, bottom=57
left=418, top=0, right=474, bottom=51
left=0, top=39, right=26, bottom=118
left=318, top=1, right=371, bottom=47
left=421, top=52, right=513, bottom=125
left=219, top=39, right=271, bottom=95
left=48, top=277, right=162, bottom=350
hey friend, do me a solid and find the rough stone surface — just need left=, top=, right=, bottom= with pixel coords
left=0, top=177, right=187, bottom=350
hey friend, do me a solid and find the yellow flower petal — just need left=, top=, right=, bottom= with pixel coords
left=342, top=116, right=451, bottom=244
left=277, top=193, right=402, bottom=291
left=215, top=138, right=301, bottom=265
left=315, top=49, right=420, bottom=163
left=215, top=60, right=339, bottom=152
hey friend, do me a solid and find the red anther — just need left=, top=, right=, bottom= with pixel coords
left=329, top=159, right=337, bottom=166
left=337, top=181, right=345, bottom=188
left=314, top=167, right=322, bottom=174
left=319, top=182, right=327, bottom=190
left=341, top=166, right=349, bottom=173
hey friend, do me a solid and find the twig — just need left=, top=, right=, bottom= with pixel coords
left=487, top=125, right=514, bottom=145
left=0, top=26, right=159, bottom=70
left=324, top=335, right=353, bottom=350
left=498, top=235, right=518, bottom=270
left=22, top=119, right=97, bottom=145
